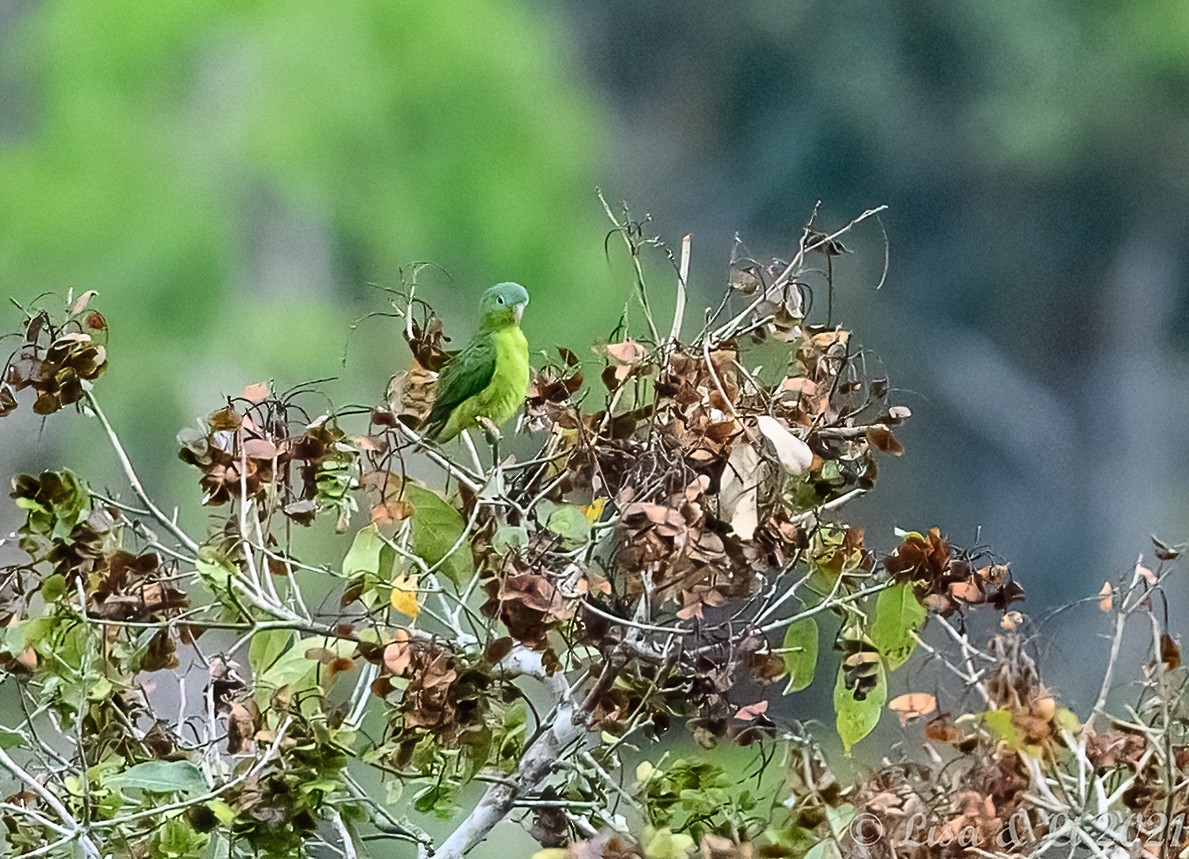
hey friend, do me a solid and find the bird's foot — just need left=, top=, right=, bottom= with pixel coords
left=475, top=417, right=503, bottom=472
left=476, top=417, right=502, bottom=447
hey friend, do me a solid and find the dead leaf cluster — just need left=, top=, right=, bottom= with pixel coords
left=0, top=295, right=107, bottom=417
left=883, top=528, right=1025, bottom=615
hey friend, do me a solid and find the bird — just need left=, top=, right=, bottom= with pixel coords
left=420, top=282, right=530, bottom=443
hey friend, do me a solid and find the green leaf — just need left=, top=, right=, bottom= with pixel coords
left=1055, top=707, right=1081, bottom=733
left=249, top=628, right=294, bottom=677
left=209, top=800, right=236, bottom=825
left=641, top=827, right=695, bottom=859
left=87, top=675, right=113, bottom=701
left=111, top=760, right=208, bottom=796
left=781, top=617, right=819, bottom=694
left=0, top=726, right=28, bottom=749
left=256, top=640, right=316, bottom=698
left=402, top=484, right=474, bottom=586
left=40, top=574, right=67, bottom=604
left=10, top=470, right=90, bottom=539
left=342, top=524, right=388, bottom=578
left=152, top=814, right=209, bottom=858
left=535, top=499, right=591, bottom=548
left=195, top=559, right=233, bottom=591
left=491, top=525, right=529, bottom=555
left=869, top=582, right=926, bottom=670
left=981, top=708, right=1029, bottom=751
left=495, top=700, right=528, bottom=764
left=412, top=780, right=459, bottom=819
left=834, top=656, right=886, bottom=755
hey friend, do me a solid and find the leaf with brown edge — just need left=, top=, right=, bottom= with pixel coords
left=835, top=653, right=886, bottom=755
left=924, top=713, right=963, bottom=744
left=82, top=310, right=108, bottom=341
left=865, top=426, right=903, bottom=456
left=226, top=701, right=258, bottom=754
left=390, top=572, right=421, bottom=619
left=1160, top=634, right=1181, bottom=670
left=207, top=406, right=242, bottom=432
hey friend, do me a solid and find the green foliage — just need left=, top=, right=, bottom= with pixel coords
left=248, top=628, right=296, bottom=682
left=109, top=760, right=208, bottom=796
left=781, top=617, right=819, bottom=694
left=402, top=483, right=474, bottom=586
left=640, top=827, right=696, bottom=859
left=342, top=523, right=394, bottom=599
left=638, top=759, right=760, bottom=843
left=343, top=483, right=474, bottom=599
left=536, top=499, right=593, bottom=549
left=833, top=652, right=887, bottom=757
left=869, top=581, right=926, bottom=670
left=151, top=815, right=211, bottom=859
left=0, top=1, right=612, bottom=499
left=252, top=637, right=319, bottom=703
left=10, top=469, right=90, bottom=542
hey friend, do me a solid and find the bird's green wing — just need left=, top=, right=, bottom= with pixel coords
left=421, top=332, right=497, bottom=439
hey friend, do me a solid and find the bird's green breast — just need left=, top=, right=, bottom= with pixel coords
left=440, top=324, right=529, bottom=440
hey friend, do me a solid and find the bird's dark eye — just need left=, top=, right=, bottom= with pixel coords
left=498, top=297, right=504, bottom=304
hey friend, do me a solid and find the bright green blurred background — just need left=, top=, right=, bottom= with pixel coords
left=4, top=0, right=1186, bottom=596
left=2, top=0, right=1188, bottom=847
left=0, top=0, right=620, bottom=483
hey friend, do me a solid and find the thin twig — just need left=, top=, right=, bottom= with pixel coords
left=85, top=391, right=199, bottom=554
left=710, top=205, right=888, bottom=345
left=668, top=234, right=691, bottom=347
left=0, top=747, right=101, bottom=858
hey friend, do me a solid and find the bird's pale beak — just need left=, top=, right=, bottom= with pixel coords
left=514, top=303, right=525, bottom=324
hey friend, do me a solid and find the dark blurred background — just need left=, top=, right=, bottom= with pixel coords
left=2, top=0, right=1187, bottom=728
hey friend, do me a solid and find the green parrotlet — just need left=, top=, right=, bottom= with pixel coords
left=421, top=282, right=531, bottom=442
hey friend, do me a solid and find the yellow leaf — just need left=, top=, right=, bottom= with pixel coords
left=390, top=573, right=421, bottom=618
left=581, top=497, right=607, bottom=523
